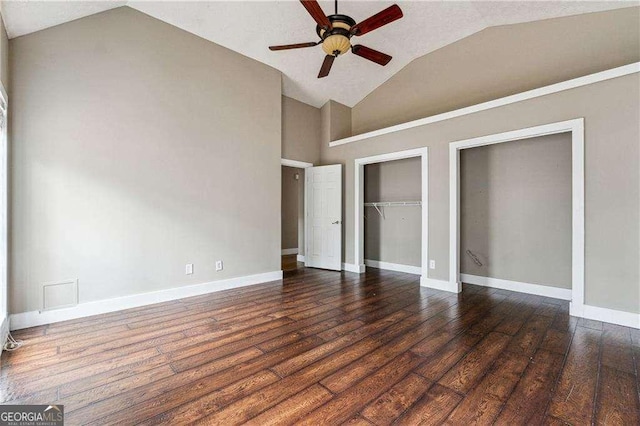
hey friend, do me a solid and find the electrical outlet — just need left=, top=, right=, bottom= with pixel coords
left=429, top=260, right=436, bottom=269
left=185, top=263, right=193, bottom=275
left=215, top=260, right=223, bottom=271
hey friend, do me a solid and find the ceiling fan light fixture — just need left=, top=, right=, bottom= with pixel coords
left=269, top=1, right=402, bottom=77
left=322, top=34, right=351, bottom=56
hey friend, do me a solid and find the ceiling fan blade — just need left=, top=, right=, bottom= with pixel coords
left=269, top=42, right=319, bottom=51
left=351, top=45, right=392, bottom=66
left=300, top=0, right=332, bottom=29
left=351, top=4, right=403, bottom=36
left=318, top=55, right=335, bottom=78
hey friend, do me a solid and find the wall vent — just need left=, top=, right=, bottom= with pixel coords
left=41, top=279, right=78, bottom=312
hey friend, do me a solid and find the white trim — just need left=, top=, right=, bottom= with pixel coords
left=354, top=148, right=427, bottom=165
left=365, top=259, right=421, bottom=275
left=420, top=277, right=458, bottom=293
left=449, top=119, right=584, bottom=314
left=329, top=62, right=639, bottom=147
left=281, top=248, right=299, bottom=255
left=9, top=270, right=283, bottom=330
left=460, top=274, right=572, bottom=301
left=296, top=255, right=305, bottom=262
left=303, top=164, right=308, bottom=268
left=281, top=158, right=313, bottom=168
left=342, top=263, right=366, bottom=273
left=354, top=148, right=430, bottom=285
left=459, top=274, right=638, bottom=329
left=578, top=304, right=640, bottom=330
left=0, top=81, right=7, bottom=342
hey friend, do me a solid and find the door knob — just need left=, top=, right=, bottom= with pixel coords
left=332, top=220, right=341, bottom=225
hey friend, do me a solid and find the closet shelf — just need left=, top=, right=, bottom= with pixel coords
left=363, top=201, right=421, bottom=207
left=364, top=201, right=421, bottom=219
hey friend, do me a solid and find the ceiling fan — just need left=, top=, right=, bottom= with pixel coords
left=269, top=0, right=403, bottom=78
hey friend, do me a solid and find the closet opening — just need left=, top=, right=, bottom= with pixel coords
left=354, top=148, right=430, bottom=285
left=364, top=157, right=422, bottom=275
left=459, top=132, right=572, bottom=300
left=449, top=119, right=584, bottom=312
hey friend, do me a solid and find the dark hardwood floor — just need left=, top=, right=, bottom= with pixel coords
left=281, top=254, right=302, bottom=272
left=2, top=266, right=639, bottom=425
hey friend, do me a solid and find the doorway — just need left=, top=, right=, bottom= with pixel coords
left=280, top=159, right=343, bottom=273
left=459, top=132, right=572, bottom=300
left=449, top=119, right=585, bottom=315
left=281, top=163, right=306, bottom=272
left=364, top=157, right=422, bottom=275
left=354, top=147, right=429, bottom=284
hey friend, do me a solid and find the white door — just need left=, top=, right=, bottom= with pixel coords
left=305, top=165, right=342, bottom=271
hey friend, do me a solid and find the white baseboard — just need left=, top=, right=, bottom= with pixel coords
left=296, top=255, right=305, bottom=262
left=281, top=248, right=299, bottom=255
left=570, top=303, right=640, bottom=329
left=460, top=273, right=572, bottom=301
left=364, top=259, right=421, bottom=275
left=342, top=263, right=366, bottom=274
left=9, top=270, right=283, bottom=330
left=420, top=277, right=461, bottom=293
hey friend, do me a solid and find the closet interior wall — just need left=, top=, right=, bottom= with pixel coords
left=364, top=157, right=422, bottom=268
left=460, top=133, right=572, bottom=289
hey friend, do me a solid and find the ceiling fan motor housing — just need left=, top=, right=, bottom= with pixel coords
left=317, top=14, right=356, bottom=56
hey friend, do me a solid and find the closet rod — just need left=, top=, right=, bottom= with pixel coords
left=363, top=201, right=421, bottom=207
left=363, top=201, right=421, bottom=219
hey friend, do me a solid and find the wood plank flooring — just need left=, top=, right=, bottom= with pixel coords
left=281, top=254, right=301, bottom=272
left=2, top=266, right=639, bottom=425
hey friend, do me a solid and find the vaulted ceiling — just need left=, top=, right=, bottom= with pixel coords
left=2, top=1, right=634, bottom=107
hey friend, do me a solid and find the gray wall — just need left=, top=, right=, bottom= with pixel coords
left=352, top=7, right=640, bottom=135
left=280, top=96, right=320, bottom=255
left=364, top=158, right=421, bottom=266
left=282, top=96, right=321, bottom=164
left=281, top=166, right=300, bottom=250
left=321, top=74, right=639, bottom=314
left=321, top=100, right=352, bottom=145
left=460, top=133, right=572, bottom=288
left=9, top=7, right=282, bottom=314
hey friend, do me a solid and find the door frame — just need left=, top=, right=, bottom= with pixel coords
left=354, top=147, right=429, bottom=282
left=449, top=118, right=585, bottom=313
left=281, top=158, right=313, bottom=169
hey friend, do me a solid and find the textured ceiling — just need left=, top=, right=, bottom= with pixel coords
left=3, top=1, right=636, bottom=107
